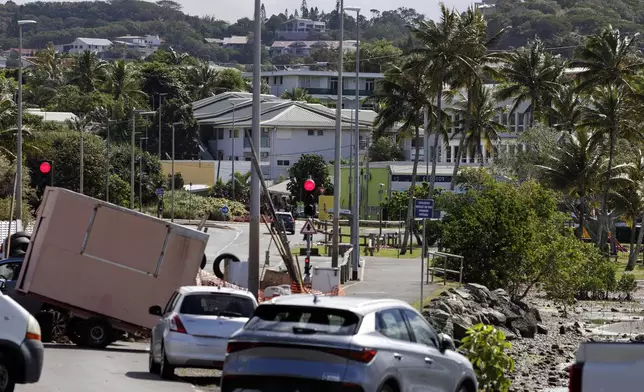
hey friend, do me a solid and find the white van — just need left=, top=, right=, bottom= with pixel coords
left=0, top=283, right=44, bottom=392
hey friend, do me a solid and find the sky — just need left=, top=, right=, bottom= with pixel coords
left=14, top=0, right=476, bottom=23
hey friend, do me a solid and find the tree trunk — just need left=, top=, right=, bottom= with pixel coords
left=577, top=197, right=586, bottom=240
left=626, top=213, right=644, bottom=271
left=629, top=219, right=637, bottom=261
left=450, top=88, right=471, bottom=190
left=429, top=88, right=442, bottom=196
left=400, top=126, right=421, bottom=255
left=598, top=126, right=617, bottom=251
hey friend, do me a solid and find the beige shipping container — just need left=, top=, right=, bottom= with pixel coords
left=16, top=187, right=209, bottom=344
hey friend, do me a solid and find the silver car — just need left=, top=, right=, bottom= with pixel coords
left=221, top=295, right=477, bottom=392
left=148, top=286, right=257, bottom=379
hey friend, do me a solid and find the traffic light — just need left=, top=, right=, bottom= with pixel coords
left=304, top=256, right=311, bottom=275
left=303, top=178, right=316, bottom=217
left=36, top=160, right=53, bottom=194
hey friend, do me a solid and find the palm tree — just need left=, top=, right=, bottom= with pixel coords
left=35, top=43, right=67, bottom=86
left=186, top=62, right=220, bottom=100
left=410, top=3, right=473, bottom=196
left=280, top=87, right=319, bottom=103
left=494, top=39, right=563, bottom=126
left=536, top=128, right=603, bottom=239
left=549, top=82, right=586, bottom=134
left=105, top=60, right=146, bottom=118
left=167, top=47, right=190, bottom=65
left=71, top=51, right=107, bottom=93
left=373, top=59, right=434, bottom=254
left=455, top=83, right=504, bottom=166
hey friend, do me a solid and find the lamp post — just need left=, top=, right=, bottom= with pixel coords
left=15, top=19, right=36, bottom=220
left=131, top=110, right=154, bottom=209
left=171, top=122, right=181, bottom=222
left=106, top=119, right=112, bottom=202
left=157, top=92, right=167, bottom=158
left=230, top=102, right=237, bottom=200
left=138, top=137, right=148, bottom=212
left=79, top=123, right=84, bottom=194
left=345, top=6, right=361, bottom=280
left=379, top=183, right=384, bottom=237
left=332, top=0, right=345, bottom=269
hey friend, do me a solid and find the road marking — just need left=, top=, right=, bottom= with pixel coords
left=214, top=226, right=243, bottom=255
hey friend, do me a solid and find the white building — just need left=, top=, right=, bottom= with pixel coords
left=192, top=92, right=373, bottom=180
left=114, top=35, right=162, bottom=47
left=241, top=68, right=384, bottom=110
left=55, top=38, right=113, bottom=54
left=204, top=36, right=249, bottom=50
left=278, top=18, right=326, bottom=40
left=269, top=40, right=357, bottom=57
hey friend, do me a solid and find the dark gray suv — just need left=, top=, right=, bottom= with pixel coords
left=271, top=212, right=295, bottom=235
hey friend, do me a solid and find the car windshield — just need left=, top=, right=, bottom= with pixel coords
left=244, top=305, right=360, bottom=335
left=180, top=294, right=255, bottom=318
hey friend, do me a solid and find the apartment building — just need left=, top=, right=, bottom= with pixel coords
left=278, top=18, right=326, bottom=40
left=269, top=40, right=358, bottom=57
left=55, top=38, right=113, bottom=54
left=204, top=36, right=249, bottom=50
left=192, top=92, right=373, bottom=180
left=241, top=68, right=384, bottom=110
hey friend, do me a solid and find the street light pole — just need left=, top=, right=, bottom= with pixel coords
left=106, top=119, right=111, bottom=202
left=158, top=93, right=166, bottom=158
left=248, top=0, right=262, bottom=299
left=171, top=123, right=178, bottom=222
left=346, top=6, right=361, bottom=280
left=79, top=124, right=84, bottom=194
left=379, top=183, right=384, bottom=237
left=139, top=137, right=148, bottom=212
left=231, top=102, right=236, bottom=200
left=131, top=110, right=137, bottom=209
left=332, top=0, right=345, bottom=269
left=16, top=19, right=36, bottom=220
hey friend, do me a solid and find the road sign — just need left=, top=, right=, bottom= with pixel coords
left=221, top=206, right=229, bottom=215
left=300, top=219, right=317, bottom=235
left=414, top=199, right=434, bottom=219
left=155, top=188, right=164, bottom=196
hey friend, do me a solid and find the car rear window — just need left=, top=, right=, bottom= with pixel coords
left=277, top=214, right=292, bottom=221
left=180, top=294, right=255, bottom=318
left=244, top=304, right=360, bottom=335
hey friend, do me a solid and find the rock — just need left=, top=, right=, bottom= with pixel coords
left=449, top=287, right=473, bottom=301
left=452, top=315, right=473, bottom=341
left=445, top=298, right=465, bottom=315
left=498, top=326, right=518, bottom=341
left=465, top=283, right=492, bottom=302
left=611, top=308, right=619, bottom=312
left=537, top=324, right=548, bottom=334
left=528, top=307, right=542, bottom=323
left=438, top=301, right=453, bottom=315
left=559, top=325, right=566, bottom=334
left=480, top=308, right=507, bottom=325
left=511, top=317, right=538, bottom=338
left=633, top=334, right=644, bottom=342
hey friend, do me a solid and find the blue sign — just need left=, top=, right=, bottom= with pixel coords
left=155, top=188, right=164, bottom=196
left=221, top=206, right=229, bottom=215
left=414, top=199, right=434, bottom=219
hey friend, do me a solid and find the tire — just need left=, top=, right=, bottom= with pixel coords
left=200, top=254, right=207, bottom=270
left=148, top=342, right=160, bottom=374
left=79, top=319, right=113, bottom=349
left=378, top=385, right=395, bottom=392
left=0, top=354, right=15, bottom=392
left=65, top=317, right=83, bottom=346
left=35, top=312, right=54, bottom=342
left=159, top=344, right=175, bottom=380
left=213, top=253, right=240, bottom=279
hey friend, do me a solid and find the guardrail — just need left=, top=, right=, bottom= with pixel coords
left=312, top=219, right=405, bottom=229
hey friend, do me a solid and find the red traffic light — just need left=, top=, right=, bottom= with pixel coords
left=304, top=179, right=315, bottom=192
left=39, top=161, right=51, bottom=174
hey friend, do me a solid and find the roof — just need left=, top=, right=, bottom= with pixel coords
left=178, top=285, right=255, bottom=298
left=25, top=109, right=77, bottom=123
left=77, top=38, right=112, bottom=46
left=223, top=36, right=249, bottom=45
left=242, top=69, right=384, bottom=78
left=389, top=165, right=459, bottom=176
left=266, top=294, right=411, bottom=316
left=271, top=40, right=357, bottom=49
left=268, top=180, right=291, bottom=195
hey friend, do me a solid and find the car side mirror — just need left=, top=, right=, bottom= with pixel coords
left=439, top=333, right=455, bottom=352
left=149, top=305, right=162, bottom=316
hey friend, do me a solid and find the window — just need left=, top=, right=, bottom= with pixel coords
left=308, top=130, right=315, bottom=136
left=217, top=129, right=224, bottom=140
left=317, top=130, right=323, bottom=136
left=0, top=262, right=21, bottom=281
left=280, top=76, right=283, bottom=85
left=163, top=292, right=181, bottom=314
left=509, top=113, right=516, bottom=132
left=518, top=113, right=524, bottom=132
left=376, top=309, right=411, bottom=341
left=245, top=305, right=360, bottom=336
left=403, top=309, right=438, bottom=348
left=180, top=294, right=255, bottom=318
left=411, top=137, right=424, bottom=148
left=446, top=146, right=452, bottom=163
left=501, top=113, right=508, bottom=126
left=277, top=160, right=290, bottom=166
left=330, top=77, right=338, bottom=92
left=365, top=78, right=375, bottom=91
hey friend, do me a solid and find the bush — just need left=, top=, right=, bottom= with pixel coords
left=460, top=324, right=514, bottom=392
left=616, top=273, right=637, bottom=300
left=153, top=190, right=248, bottom=220
left=0, top=197, right=34, bottom=223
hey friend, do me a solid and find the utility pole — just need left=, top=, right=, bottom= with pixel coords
left=139, top=137, right=148, bottom=212
left=79, top=123, right=84, bottom=194
left=331, top=0, right=345, bottom=269
left=131, top=110, right=136, bottom=209
left=171, top=123, right=178, bottom=222
left=158, top=93, right=166, bottom=158
left=231, top=102, right=236, bottom=200
left=106, top=119, right=111, bottom=202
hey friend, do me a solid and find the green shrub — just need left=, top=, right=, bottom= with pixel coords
left=616, top=273, right=637, bottom=300
left=0, top=197, right=34, bottom=223
left=152, top=190, right=248, bottom=220
left=460, top=324, right=514, bottom=392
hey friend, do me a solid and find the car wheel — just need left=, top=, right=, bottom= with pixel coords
left=148, top=342, right=160, bottom=374
left=80, top=318, right=113, bottom=349
left=0, top=354, right=15, bottom=392
left=159, top=344, right=175, bottom=380
left=378, top=385, right=395, bottom=392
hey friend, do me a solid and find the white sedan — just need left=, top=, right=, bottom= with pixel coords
left=147, top=286, right=257, bottom=379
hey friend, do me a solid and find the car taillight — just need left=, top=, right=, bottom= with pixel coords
left=169, top=315, right=187, bottom=334
left=569, top=363, right=583, bottom=392
left=329, top=348, right=377, bottom=363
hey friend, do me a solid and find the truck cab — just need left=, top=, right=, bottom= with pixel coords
left=0, top=258, right=43, bottom=315
left=0, top=285, right=44, bottom=392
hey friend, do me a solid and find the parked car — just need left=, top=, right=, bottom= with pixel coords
left=271, top=212, right=295, bottom=235
left=568, top=341, right=644, bottom=391
left=221, top=295, right=477, bottom=392
left=148, top=286, right=258, bottom=379
left=0, top=285, right=44, bottom=392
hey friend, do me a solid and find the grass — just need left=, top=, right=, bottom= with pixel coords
left=410, top=281, right=460, bottom=310
left=614, top=253, right=644, bottom=280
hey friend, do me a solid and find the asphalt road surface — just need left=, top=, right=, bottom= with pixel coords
left=18, top=343, right=217, bottom=392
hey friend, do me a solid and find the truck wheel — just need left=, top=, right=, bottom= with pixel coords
left=65, top=318, right=83, bottom=346
left=0, top=354, right=15, bottom=392
left=79, top=319, right=113, bottom=349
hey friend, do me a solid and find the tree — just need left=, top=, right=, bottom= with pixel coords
left=186, top=61, right=220, bottom=100
left=286, top=154, right=331, bottom=202
left=300, top=0, right=309, bottom=18
left=260, top=3, right=267, bottom=21
left=280, top=88, right=318, bottom=102
left=70, top=51, right=107, bottom=93
left=105, top=60, right=146, bottom=118
left=369, top=136, right=405, bottom=161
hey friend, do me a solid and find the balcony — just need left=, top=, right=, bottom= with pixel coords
left=305, top=88, right=374, bottom=96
